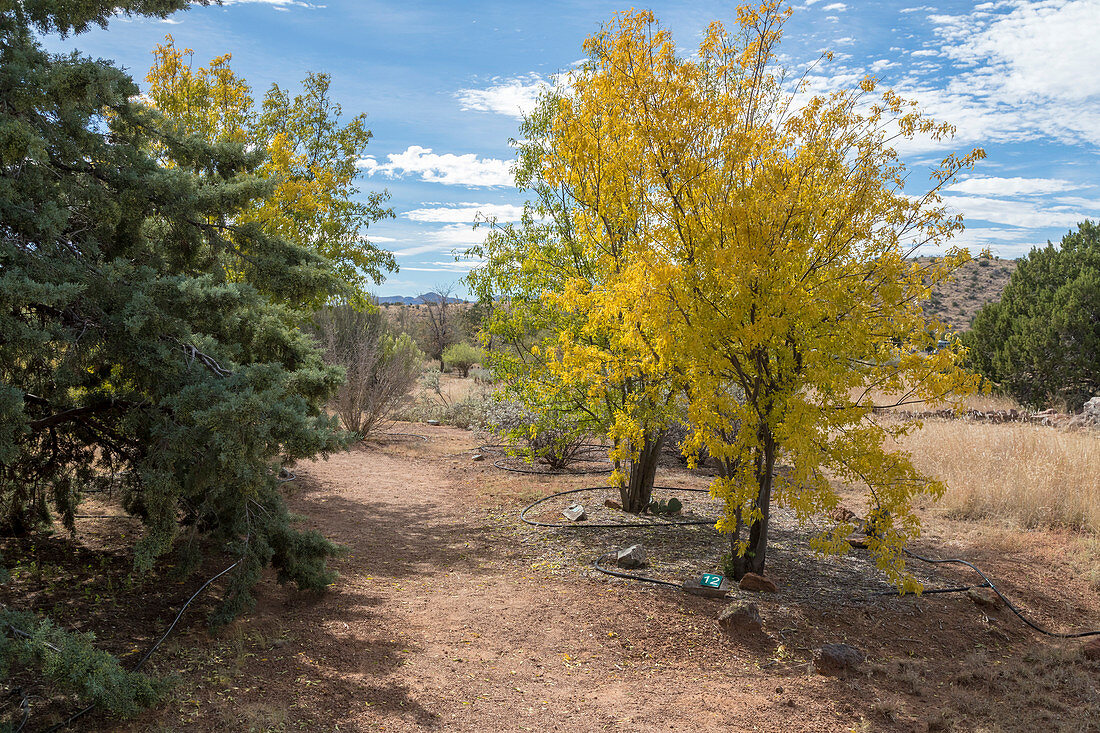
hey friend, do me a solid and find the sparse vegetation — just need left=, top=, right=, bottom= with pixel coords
left=311, top=304, right=424, bottom=438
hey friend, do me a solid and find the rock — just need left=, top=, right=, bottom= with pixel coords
left=848, top=536, right=869, bottom=549
left=814, top=643, right=865, bottom=676
left=471, top=454, right=485, bottom=461
left=828, top=506, right=859, bottom=523
left=604, top=499, right=623, bottom=511
left=717, top=601, right=763, bottom=634
left=561, top=503, right=587, bottom=522
left=426, top=419, right=441, bottom=426
left=739, top=572, right=778, bottom=593
left=682, top=576, right=731, bottom=598
left=967, top=587, right=1000, bottom=609
left=1085, top=396, right=1100, bottom=417
left=1082, top=638, right=1100, bottom=661
left=615, top=544, right=647, bottom=569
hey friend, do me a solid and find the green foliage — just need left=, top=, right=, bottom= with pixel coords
left=477, top=398, right=592, bottom=470
left=0, top=0, right=347, bottom=628
left=0, top=608, right=160, bottom=719
left=145, top=37, right=395, bottom=305
left=966, top=221, right=1100, bottom=410
left=442, top=342, right=482, bottom=378
left=467, top=93, right=673, bottom=513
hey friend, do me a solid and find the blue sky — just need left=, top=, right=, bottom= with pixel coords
left=46, top=0, right=1100, bottom=298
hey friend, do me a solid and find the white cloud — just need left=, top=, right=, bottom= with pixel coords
left=910, top=49, right=939, bottom=57
left=392, top=224, right=488, bottom=257
left=945, top=176, right=1080, bottom=196
left=455, top=74, right=552, bottom=119
left=870, top=59, right=898, bottom=73
left=821, top=2, right=848, bottom=10
left=403, top=260, right=485, bottom=273
left=358, top=146, right=514, bottom=187
left=942, top=194, right=1093, bottom=228
left=939, top=0, right=1100, bottom=101
left=403, top=203, right=526, bottom=223
left=900, top=5, right=937, bottom=12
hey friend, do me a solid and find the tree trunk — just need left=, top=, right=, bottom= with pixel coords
left=619, top=431, right=663, bottom=513
left=729, top=428, right=776, bottom=579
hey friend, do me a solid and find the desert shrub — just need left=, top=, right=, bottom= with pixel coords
left=470, top=367, right=494, bottom=384
left=664, top=421, right=710, bottom=466
left=443, top=342, right=483, bottom=378
left=311, top=305, right=424, bottom=438
left=395, top=388, right=494, bottom=429
left=478, top=398, right=593, bottom=469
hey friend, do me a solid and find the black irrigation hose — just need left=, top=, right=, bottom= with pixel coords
left=133, top=561, right=240, bottom=672
left=7, top=687, right=29, bottom=733
left=43, top=473, right=286, bottom=732
left=519, top=486, right=716, bottom=529
left=521, top=486, right=722, bottom=589
left=37, top=560, right=242, bottom=733
left=492, top=457, right=613, bottom=476
left=481, top=443, right=614, bottom=476
left=872, top=547, right=1100, bottom=639
left=526, top=488, right=1100, bottom=638
left=380, top=432, right=429, bottom=442
left=876, top=582, right=991, bottom=597
left=593, top=552, right=682, bottom=589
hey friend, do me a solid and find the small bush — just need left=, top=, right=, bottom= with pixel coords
left=478, top=398, right=592, bottom=469
left=395, top=389, right=494, bottom=429
left=443, top=342, right=483, bottom=378
left=470, top=367, right=494, bottom=384
left=311, top=304, right=425, bottom=438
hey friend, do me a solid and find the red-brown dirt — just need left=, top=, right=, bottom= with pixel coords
left=8, top=423, right=1100, bottom=732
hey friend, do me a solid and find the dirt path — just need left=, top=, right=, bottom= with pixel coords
left=229, top=429, right=850, bottom=732
left=124, top=425, right=1100, bottom=732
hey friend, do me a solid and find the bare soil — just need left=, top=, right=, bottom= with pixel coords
left=7, top=423, right=1100, bottom=732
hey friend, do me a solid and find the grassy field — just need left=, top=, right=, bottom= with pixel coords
left=899, top=419, right=1100, bottom=532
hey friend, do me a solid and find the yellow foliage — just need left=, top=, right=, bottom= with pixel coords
left=476, top=2, right=984, bottom=589
left=144, top=37, right=395, bottom=303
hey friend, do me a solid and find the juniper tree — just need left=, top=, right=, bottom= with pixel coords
left=0, top=0, right=350, bottom=627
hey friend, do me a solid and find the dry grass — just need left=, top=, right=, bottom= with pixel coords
left=895, top=420, right=1100, bottom=531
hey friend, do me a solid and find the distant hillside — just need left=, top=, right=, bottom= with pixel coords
left=921, top=256, right=1016, bottom=332
left=376, top=292, right=466, bottom=305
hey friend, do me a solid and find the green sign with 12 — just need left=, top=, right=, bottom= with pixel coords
left=700, top=573, right=724, bottom=588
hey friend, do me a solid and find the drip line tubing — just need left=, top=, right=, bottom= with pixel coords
left=492, top=457, right=612, bottom=476
left=874, top=548, right=1100, bottom=639
left=523, top=488, right=1100, bottom=639
left=519, top=486, right=716, bottom=529
left=379, top=432, right=429, bottom=442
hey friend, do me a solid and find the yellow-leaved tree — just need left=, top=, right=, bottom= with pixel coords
left=469, top=95, right=677, bottom=513
left=145, top=37, right=395, bottom=303
left=473, top=2, right=984, bottom=588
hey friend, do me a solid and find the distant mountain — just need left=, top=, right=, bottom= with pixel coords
left=921, top=256, right=1016, bottom=332
left=375, top=292, right=466, bottom=305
